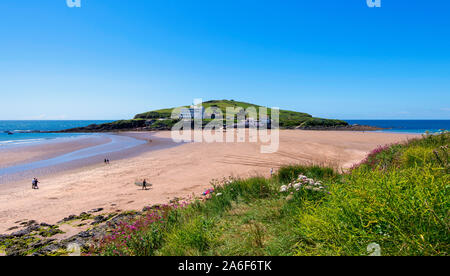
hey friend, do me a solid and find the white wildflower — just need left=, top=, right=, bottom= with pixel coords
left=367, top=243, right=381, bottom=256
left=293, top=183, right=302, bottom=190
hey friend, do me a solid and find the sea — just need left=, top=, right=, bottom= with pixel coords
left=346, top=120, right=449, bottom=134
left=0, top=120, right=114, bottom=147
left=0, top=120, right=449, bottom=148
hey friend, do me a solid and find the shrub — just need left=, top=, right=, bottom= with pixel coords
left=277, top=165, right=337, bottom=183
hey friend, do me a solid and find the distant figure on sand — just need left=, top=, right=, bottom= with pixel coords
left=142, top=179, right=147, bottom=190
left=104, top=158, right=110, bottom=165
left=270, top=168, right=274, bottom=176
left=32, top=178, right=39, bottom=189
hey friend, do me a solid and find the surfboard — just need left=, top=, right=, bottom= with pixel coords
left=135, top=181, right=152, bottom=187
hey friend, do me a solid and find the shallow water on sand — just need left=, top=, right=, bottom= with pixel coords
left=0, top=133, right=180, bottom=185
left=0, top=135, right=145, bottom=176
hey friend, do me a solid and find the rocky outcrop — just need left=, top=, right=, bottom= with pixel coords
left=57, top=120, right=147, bottom=133
left=296, top=124, right=386, bottom=131
left=0, top=209, right=143, bottom=256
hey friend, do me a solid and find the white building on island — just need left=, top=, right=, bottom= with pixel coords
left=179, top=106, right=205, bottom=119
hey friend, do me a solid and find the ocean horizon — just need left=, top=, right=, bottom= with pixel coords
left=345, top=120, right=450, bottom=134
left=0, top=120, right=115, bottom=147
left=0, top=119, right=449, bottom=148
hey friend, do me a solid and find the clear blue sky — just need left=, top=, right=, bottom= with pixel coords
left=1, top=0, right=449, bottom=120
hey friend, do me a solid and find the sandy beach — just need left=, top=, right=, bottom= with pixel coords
left=0, top=130, right=419, bottom=234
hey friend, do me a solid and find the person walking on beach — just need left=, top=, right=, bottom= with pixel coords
left=32, top=178, right=40, bottom=189
left=142, top=179, right=147, bottom=190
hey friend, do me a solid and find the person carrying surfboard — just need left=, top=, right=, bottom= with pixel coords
left=142, top=179, right=147, bottom=190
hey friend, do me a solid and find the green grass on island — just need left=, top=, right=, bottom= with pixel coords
left=70, top=100, right=348, bottom=131
left=89, top=132, right=449, bottom=256
left=134, top=99, right=348, bottom=129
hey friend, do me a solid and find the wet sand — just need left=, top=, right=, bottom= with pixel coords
left=0, top=135, right=111, bottom=169
left=0, top=132, right=178, bottom=185
left=0, top=130, right=419, bottom=233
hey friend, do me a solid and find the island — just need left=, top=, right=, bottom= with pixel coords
left=57, top=100, right=384, bottom=132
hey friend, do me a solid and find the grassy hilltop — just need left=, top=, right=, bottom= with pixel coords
left=60, top=100, right=348, bottom=132
left=133, top=99, right=348, bottom=129
left=88, top=132, right=449, bottom=256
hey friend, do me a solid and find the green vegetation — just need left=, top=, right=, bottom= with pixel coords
left=145, top=119, right=180, bottom=130
left=90, top=133, right=449, bottom=256
left=0, top=224, right=67, bottom=256
left=62, top=99, right=348, bottom=132
left=38, top=225, right=64, bottom=238
left=0, top=236, right=41, bottom=256
left=134, top=99, right=348, bottom=129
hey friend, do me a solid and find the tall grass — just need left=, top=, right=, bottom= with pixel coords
left=294, top=133, right=449, bottom=256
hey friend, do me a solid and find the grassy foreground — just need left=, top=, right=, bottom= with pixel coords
left=90, top=133, right=449, bottom=256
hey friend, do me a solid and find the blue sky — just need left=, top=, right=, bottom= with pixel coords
left=0, top=0, right=449, bottom=120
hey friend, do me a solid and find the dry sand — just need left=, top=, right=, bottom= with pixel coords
left=0, top=130, right=419, bottom=233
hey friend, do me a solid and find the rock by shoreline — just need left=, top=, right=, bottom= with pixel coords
left=0, top=207, right=144, bottom=256
left=54, top=122, right=386, bottom=133
left=0, top=192, right=201, bottom=256
left=296, top=124, right=386, bottom=131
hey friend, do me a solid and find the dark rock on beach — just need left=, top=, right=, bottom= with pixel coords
left=89, top=208, right=104, bottom=213
left=32, top=244, right=60, bottom=256
left=58, top=215, right=77, bottom=223
left=78, top=230, right=95, bottom=239
left=91, top=215, right=107, bottom=225
left=31, top=239, right=55, bottom=250
left=20, top=220, right=37, bottom=227
left=39, top=226, right=64, bottom=237
left=11, top=224, right=40, bottom=237
left=1, top=207, right=149, bottom=256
